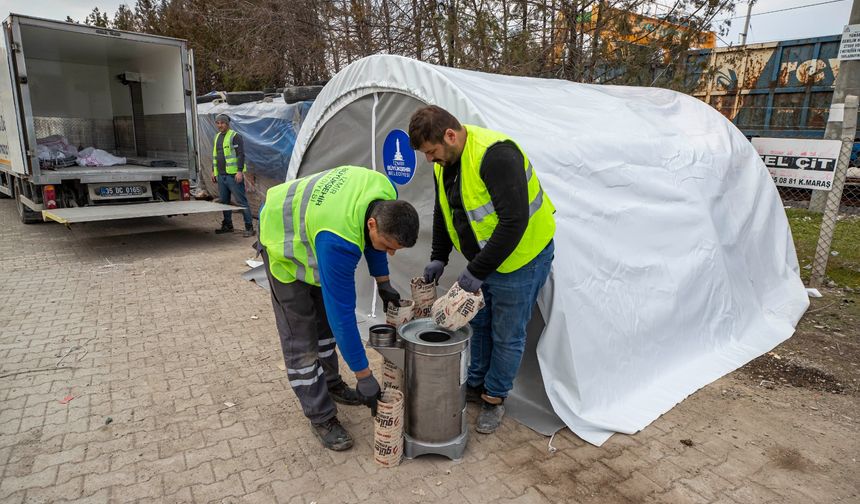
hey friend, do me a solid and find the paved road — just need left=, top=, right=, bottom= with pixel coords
left=0, top=200, right=857, bottom=503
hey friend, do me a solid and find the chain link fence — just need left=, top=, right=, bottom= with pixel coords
left=724, top=98, right=860, bottom=287
left=808, top=96, right=860, bottom=289
left=778, top=180, right=860, bottom=215
left=809, top=96, right=858, bottom=287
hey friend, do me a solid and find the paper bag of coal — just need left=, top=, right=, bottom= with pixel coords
left=431, top=282, right=485, bottom=330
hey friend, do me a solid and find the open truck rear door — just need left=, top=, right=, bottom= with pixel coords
left=0, top=18, right=29, bottom=179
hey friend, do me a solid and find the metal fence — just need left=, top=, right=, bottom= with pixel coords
left=806, top=96, right=859, bottom=288
left=706, top=99, right=860, bottom=215
left=779, top=182, right=860, bottom=216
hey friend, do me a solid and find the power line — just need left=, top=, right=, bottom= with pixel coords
left=715, top=0, right=848, bottom=22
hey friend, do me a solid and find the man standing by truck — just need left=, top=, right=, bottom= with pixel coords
left=409, top=105, right=555, bottom=435
left=212, top=114, right=254, bottom=237
left=259, top=166, right=419, bottom=451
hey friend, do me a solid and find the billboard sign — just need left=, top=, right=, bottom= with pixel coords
left=838, top=24, right=860, bottom=61
left=752, top=137, right=842, bottom=190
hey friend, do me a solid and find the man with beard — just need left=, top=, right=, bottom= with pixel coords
left=409, top=106, right=556, bottom=434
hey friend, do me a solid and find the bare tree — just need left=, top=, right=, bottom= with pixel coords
left=74, top=0, right=735, bottom=92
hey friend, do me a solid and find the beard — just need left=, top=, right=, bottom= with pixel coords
left=436, top=144, right=460, bottom=167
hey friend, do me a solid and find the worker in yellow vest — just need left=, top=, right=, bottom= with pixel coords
left=258, top=166, right=419, bottom=451
left=409, top=105, right=556, bottom=434
left=212, top=114, right=254, bottom=237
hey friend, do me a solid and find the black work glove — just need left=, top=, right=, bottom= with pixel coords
left=377, top=281, right=400, bottom=312
left=457, top=268, right=483, bottom=293
left=356, top=374, right=381, bottom=416
left=423, top=260, right=445, bottom=284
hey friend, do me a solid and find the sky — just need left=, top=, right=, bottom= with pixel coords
left=0, top=0, right=126, bottom=23
left=714, top=0, right=853, bottom=46
left=0, top=0, right=853, bottom=47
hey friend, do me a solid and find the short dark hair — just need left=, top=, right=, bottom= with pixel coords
left=372, top=200, right=419, bottom=247
left=408, top=105, right=462, bottom=150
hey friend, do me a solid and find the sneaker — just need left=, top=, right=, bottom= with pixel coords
left=476, top=395, right=505, bottom=434
left=328, top=381, right=361, bottom=406
left=242, top=227, right=254, bottom=238
left=310, top=417, right=353, bottom=451
left=466, top=384, right=484, bottom=403
left=215, top=223, right=234, bottom=234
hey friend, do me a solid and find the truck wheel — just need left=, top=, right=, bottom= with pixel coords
left=282, top=86, right=323, bottom=103
left=225, top=91, right=264, bottom=105
left=14, top=182, right=42, bottom=224
left=0, top=174, right=11, bottom=198
left=196, top=91, right=225, bottom=104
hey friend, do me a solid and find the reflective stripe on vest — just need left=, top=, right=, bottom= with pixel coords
left=434, top=125, right=555, bottom=272
left=466, top=163, right=541, bottom=224
left=260, top=167, right=398, bottom=286
left=281, top=171, right=328, bottom=285
left=213, top=129, right=239, bottom=174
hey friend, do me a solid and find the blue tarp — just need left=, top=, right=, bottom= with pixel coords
left=197, top=98, right=312, bottom=182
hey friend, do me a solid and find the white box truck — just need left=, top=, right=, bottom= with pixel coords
left=0, top=14, right=237, bottom=224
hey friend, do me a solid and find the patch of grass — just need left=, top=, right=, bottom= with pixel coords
left=786, top=208, right=860, bottom=288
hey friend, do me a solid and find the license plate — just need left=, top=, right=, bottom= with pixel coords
left=97, top=185, right=147, bottom=197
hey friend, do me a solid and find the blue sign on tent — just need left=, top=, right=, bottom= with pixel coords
left=383, top=129, right=416, bottom=185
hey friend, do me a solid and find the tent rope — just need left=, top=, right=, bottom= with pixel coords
left=547, top=432, right=558, bottom=453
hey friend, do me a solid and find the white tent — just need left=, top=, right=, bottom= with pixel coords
left=285, top=55, right=809, bottom=446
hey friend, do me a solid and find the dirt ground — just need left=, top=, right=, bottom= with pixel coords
left=739, top=291, right=859, bottom=400
left=0, top=203, right=858, bottom=503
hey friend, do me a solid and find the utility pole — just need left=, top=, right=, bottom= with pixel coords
left=739, top=1, right=755, bottom=46
left=731, top=2, right=756, bottom=129
left=810, top=0, right=860, bottom=212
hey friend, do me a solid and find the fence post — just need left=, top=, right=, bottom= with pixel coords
left=809, top=95, right=859, bottom=288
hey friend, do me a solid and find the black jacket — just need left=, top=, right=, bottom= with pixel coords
left=431, top=141, right=530, bottom=280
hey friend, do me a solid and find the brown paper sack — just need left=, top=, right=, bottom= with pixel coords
left=410, top=277, right=437, bottom=318
left=381, top=358, right=403, bottom=391
left=373, top=389, right=404, bottom=467
left=385, top=299, right=415, bottom=328
left=431, top=282, right=486, bottom=331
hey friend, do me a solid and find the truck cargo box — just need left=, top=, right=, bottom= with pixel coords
left=0, top=15, right=239, bottom=223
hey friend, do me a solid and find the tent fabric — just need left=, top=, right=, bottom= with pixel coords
left=287, top=55, right=809, bottom=446
left=198, top=97, right=312, bottom=182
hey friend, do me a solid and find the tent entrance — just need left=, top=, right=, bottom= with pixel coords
left=295, top=89, right=564, bottom=436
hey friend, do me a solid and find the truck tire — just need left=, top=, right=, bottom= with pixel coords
left=225, top=91, right=264, bottom=105
left=14, top=182, right=42, bottom=224
left=283, top=85, right=323, bottom=103
left=197, top=91, right=227, bottom=104
left=0, top=173, right=11, bottom=198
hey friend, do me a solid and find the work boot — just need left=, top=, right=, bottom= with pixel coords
left=466, top=384, right=484, bottom=403
left=215, top=222, right=234, bottom=234
left=328, top=381, right=361, bottom=406
left=310, top=417, right=353, bottom=451
left=476, top=394, right=505, bottom=434
left=243, top=226, right=254, bottom=238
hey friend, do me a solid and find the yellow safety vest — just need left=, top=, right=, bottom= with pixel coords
left=260, top=166, right=398, bottom=285
left=434, top=125, right=555, bottom=273
left=213, top=129, right=242, bottom=175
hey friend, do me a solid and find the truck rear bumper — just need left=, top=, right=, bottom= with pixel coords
left=42, top=201, right=241, bottom=224
left=35, top=165, right=191, bottom=184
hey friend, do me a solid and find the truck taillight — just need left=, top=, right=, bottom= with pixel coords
left=42, top=185, right=57, bottom=209
left=180, top=180, right=191, bottom=201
